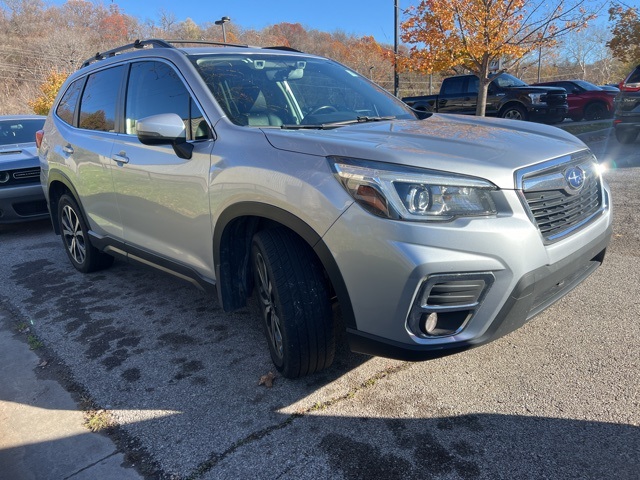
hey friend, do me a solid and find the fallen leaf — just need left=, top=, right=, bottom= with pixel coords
left=38, top=360, right=48, bottom=368
left=258, top=371, right=276, bottom=388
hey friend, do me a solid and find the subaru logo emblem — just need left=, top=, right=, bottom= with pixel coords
left=565, top=167, right=585, bottom=191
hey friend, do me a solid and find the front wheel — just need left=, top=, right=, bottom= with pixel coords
left=251, top=228, right=335, bottom=378
left=57, top=194, right=114, bottom=273
left=499, top=105, right=527, bottom=121
left=584, top=103, right=607, bottom=121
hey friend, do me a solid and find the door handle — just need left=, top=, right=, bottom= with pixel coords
left=112, top=152, right=129, bottom=164
left=63, top=145, right=74, bottom=154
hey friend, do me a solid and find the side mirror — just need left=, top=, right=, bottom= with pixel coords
left=136, top=113, right=194, bottom=159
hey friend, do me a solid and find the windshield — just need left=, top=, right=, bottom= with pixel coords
left=492, top=73, right=528, bottom=88
left=0, top=118, right=44, bottom=146
left=190, top=53, right=416, bottom=127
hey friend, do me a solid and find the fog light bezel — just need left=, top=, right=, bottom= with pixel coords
left=406, top=272, right=494, bottom=339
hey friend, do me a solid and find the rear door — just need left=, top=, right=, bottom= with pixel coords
left=50, top=66, right=125, bottom=239
left=111, top=60, right=215, bottom=275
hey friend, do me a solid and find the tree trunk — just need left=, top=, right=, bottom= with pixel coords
left=475, top=61, right=491, bottom=117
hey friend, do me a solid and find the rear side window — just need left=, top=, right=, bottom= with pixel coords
left=627, top=67, right=640, bottom=84
left=125, top=61, right=208, bottom=141
left=79, top=66, right=124, bottom=132
left=56, top=79, right=84, bottom=126
left=441, top=77, right=465, bottom=95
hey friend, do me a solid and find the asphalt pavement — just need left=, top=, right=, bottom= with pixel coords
left=0, top=125, right=638, bottom=479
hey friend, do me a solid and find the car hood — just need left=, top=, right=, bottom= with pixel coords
left=262, top=114, right=589, bottom=189
left=0, top=143, right=39, bottom=169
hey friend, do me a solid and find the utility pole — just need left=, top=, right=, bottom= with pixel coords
left=394, top=0, right=400, bottom=97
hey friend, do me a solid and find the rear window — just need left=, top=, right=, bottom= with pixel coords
left=0, top=118, right=45, bottom=146
left=56, top=79, right=84, bottom=126
left=626, top=66, right=640, bottom=84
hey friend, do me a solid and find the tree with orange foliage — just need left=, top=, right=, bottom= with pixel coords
left=401, top=0, right=596, bottom=116
left=29, top=70, right=68, bottom=115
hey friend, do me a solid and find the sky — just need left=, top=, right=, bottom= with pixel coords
left=55, top=0, right=405, bottom=44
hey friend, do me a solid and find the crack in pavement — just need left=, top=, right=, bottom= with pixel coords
left=186, top=361, right=413, bottom=479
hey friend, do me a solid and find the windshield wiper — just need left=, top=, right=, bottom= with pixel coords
left=281, top=116, right=396, bottom=130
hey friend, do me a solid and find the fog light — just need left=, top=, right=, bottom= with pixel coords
left=0, top=171, right=9, bottom=183
left=423, top=312, right=438, bottom=334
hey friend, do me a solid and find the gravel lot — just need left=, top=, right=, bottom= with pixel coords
left=1, top=131, right=638, bottom=479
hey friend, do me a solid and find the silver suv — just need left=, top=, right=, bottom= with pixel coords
left=40, top=40, right=612, bottom=378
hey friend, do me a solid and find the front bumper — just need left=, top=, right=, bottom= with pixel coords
left=346, top=224, right=611, bottom=360
left=529, top=105, right=568, bottom=122
left=0, top=183, right=49, bottom=223
left=322, top=185, right=612, bottom=361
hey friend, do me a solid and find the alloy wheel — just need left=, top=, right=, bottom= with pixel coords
left=61, top=204, right=86, bottom=265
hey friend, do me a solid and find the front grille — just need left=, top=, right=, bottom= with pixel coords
left=517, top=153, right=604, bottom=243
left=0, top=167, right=40, bottom=188
left=542, top=92, right=567, bottom=106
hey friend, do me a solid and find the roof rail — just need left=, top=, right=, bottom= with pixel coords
left=263, top=46, right=303, bottom=53
left=79, top=38, right=251, bottom=68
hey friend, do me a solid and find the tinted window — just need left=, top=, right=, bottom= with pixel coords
left=56, top=79, right=84, bottom=126
left=126, top=61, right=207, bottom=141
left=79, top=66, right=124, bottom=132
left=626, top=66, right=640, bottom=84
left=441, top=77, right=465, bottom=95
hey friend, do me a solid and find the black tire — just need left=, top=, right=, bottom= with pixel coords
left=251, top=228, right=335, bottom=378
left=499, top=104, right=527, bottom=121
left=615, top=128, right=638, bottom=144
left=584, top=103, right=607, bottom=121
left=57, top=194, right=114, bottom=273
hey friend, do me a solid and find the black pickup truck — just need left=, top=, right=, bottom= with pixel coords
left=403, top=73, right=568, bottom=123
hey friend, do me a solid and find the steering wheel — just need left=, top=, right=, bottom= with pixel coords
left=308, top=105, right=338, bottom=116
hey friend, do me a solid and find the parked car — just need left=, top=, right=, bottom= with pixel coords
left=613, top=65, right=640, bottom=144
left=39, top=40, right=612, bottom=378
left=0, top=115, right=48, bottom=223
left=533, top=80, right=616, bottom=121
left=403, top=73, right=568, bottom=123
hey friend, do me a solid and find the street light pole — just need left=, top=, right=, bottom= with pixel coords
left=215, top=16, right=231, bottom=43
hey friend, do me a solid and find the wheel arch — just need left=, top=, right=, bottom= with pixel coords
left=498, top=101, right=528, bottom=119
left=213, top=202, right=356, bottom=329
left=46, top=170, right=84, bottom=235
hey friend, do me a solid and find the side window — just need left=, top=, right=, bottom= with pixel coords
left=441, top=77, right=465, bottom=95
left=126, top=61, right=208, bottom=141
left=56, top=78, right=84, bottom=126
left=79, top=66, right=124, bottom=132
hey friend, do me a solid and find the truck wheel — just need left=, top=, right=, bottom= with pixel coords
left=58, top=194, right=114, bottom=273
left=251, top=228, right=335, bottom=378
left=499, top=105, right=527, bottom=121
left=615, top=129, right=638, bottom=144
left=584, top=103, right=607, bottom=121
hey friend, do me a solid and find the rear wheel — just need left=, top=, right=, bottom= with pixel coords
left=251, top=228, right=335, bottom=378
left=58, top=194, right=114, bottom=273
left=499, top=105, right=527, bottom=121
left=615, top=128, right=638, bottom=144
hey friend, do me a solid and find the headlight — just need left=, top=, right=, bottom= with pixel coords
left=329, top=157, right=497, bottom=221
left=528, top=93, right=544, bottom=104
